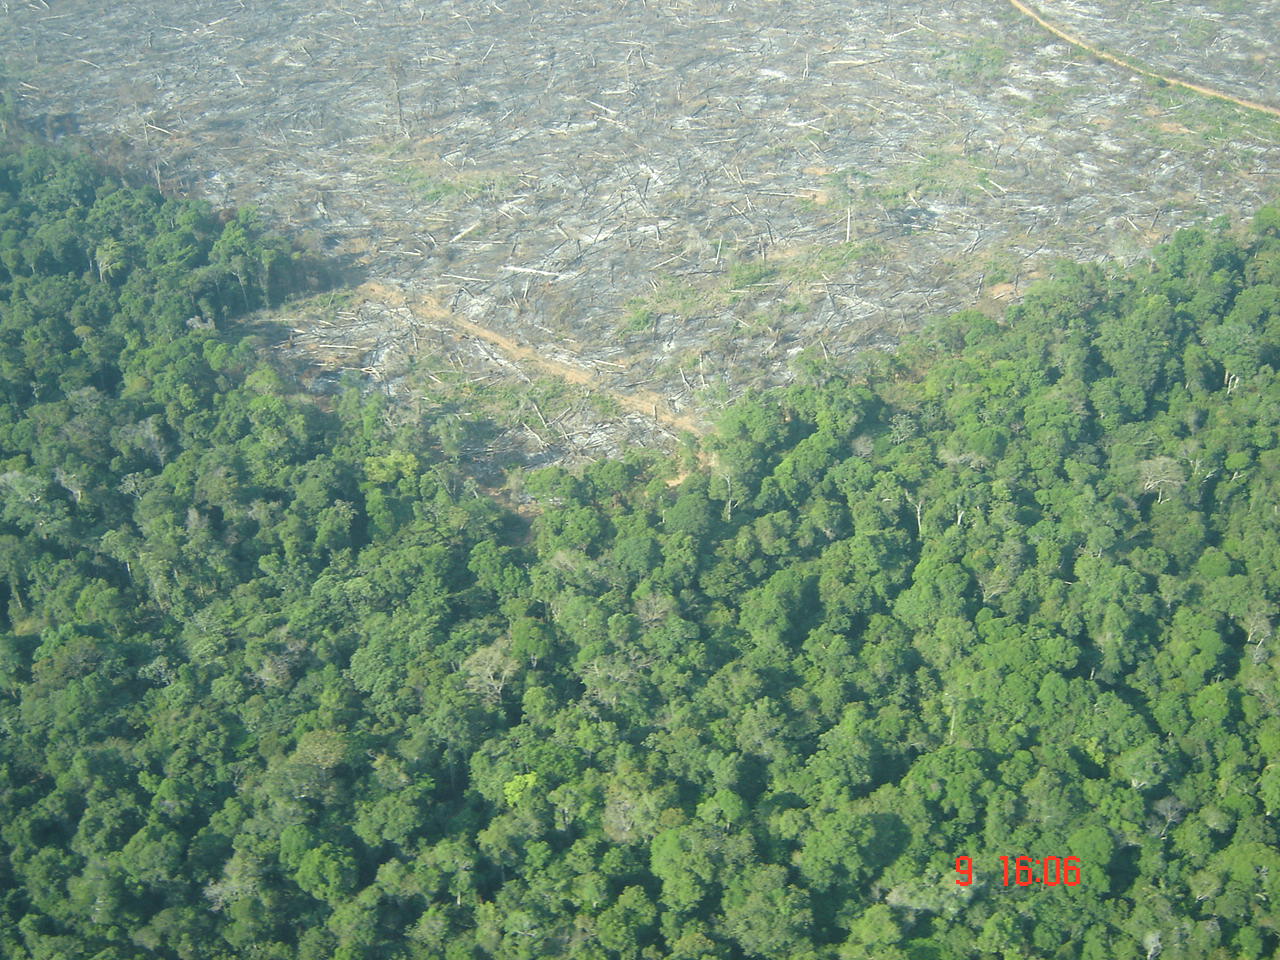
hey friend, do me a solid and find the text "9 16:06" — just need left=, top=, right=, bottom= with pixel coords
left=956, top=856, right=1082, bottom=886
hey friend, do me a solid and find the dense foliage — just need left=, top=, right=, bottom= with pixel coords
left=3, top=124, right=1280, bottom=960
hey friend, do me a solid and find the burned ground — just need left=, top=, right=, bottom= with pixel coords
left=3, top=0, right=1278, bottom=461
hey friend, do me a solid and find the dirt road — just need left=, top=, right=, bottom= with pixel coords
left=1006, top=0, right=1280, bottom=120
left=358, top=282, right=706, bottom=438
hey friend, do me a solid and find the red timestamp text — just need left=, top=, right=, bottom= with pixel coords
left=955, top=855, right=1081, bottom=886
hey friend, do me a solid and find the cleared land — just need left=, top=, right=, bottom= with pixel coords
left=3, top=0, right=1278, bottom=460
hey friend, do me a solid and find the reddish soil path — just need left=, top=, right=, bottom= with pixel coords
left=357, top=282, right=706, bottom=438
left=1007, top=0, right=1280, bottom=120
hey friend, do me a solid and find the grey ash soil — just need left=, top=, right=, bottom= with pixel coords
left=3, top=0, right=1278, bottom=459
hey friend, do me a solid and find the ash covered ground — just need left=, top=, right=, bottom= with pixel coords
left=4, top=0, right=1278, bottom=458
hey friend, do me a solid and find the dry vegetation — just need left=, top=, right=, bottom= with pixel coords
left=3, top=0, right=1278, bottom=461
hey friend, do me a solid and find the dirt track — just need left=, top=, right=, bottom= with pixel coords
left=1006, top=0, right=1280, bottom=120
left=357, top=282, right=706, bottom=438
